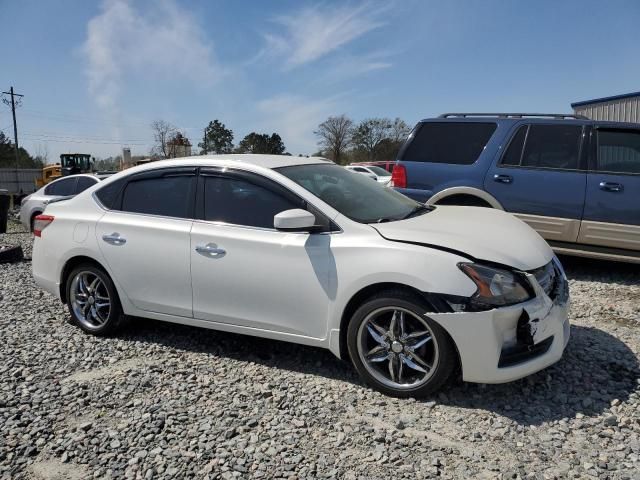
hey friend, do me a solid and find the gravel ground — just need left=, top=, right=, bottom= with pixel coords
left=1, top=219, right=639, bottom=480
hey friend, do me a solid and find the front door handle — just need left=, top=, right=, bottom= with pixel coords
left=102, top=233, right=126, bottom=245
left=599, top=181, right=624, bottom=193
left=493, top=174, right=513, bottom=184
left=195, top=243, right=226, bottom=257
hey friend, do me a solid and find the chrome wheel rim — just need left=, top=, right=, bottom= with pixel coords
left=357, top=306, right=439, bottom=390
left=69, top=271, right=111, bottom=330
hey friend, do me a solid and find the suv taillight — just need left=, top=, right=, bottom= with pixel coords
left=33, top=215, right=54, bottom=237
left=391, top=164, right=407, bottom=188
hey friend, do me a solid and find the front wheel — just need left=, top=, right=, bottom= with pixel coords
left=66, top=264, right=126, bottom=336
left=347, top=290, right=458, bottom=398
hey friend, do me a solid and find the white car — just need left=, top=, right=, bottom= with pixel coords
left=20, top=174, right=101, bottom=231
left=32, top=155, right=570, bottom=397
left=346, top=165, right=392, bottom=186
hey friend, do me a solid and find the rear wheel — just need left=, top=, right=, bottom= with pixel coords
left=66, top=264, right=126, bottom=335
left=347, top=290, right=457, bottom=398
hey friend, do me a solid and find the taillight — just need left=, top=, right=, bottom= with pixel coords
left=391, top=164, right=407, bottom=188
left=33, top=215, right=54, bottom=237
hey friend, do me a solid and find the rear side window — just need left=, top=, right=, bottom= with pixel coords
left=521, top=125, right=582, bottom=170
left=400, top=122, right=497, bottom=165
left=94, top=177, right=126, bottom=209
left=121, top=176, right=195, bottom=218
left=597, top=129, right=640, bottom=174
left=203, top=176, right=299, bottom=228
left=44, top=178, right=76, bottom=196
left=75, top=177, right=98, bottom=194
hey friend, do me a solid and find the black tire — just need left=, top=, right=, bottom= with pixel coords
left=0, top=244, right=24, bottom=264
left=347, top=289, right=458, bottom=398
left=65, top=264, right=127, bottom=336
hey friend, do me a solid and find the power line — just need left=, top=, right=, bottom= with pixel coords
left=22, top=131, right=148, bottom=142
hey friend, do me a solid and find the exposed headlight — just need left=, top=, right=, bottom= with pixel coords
left=458, top=263, right=533, bottom=308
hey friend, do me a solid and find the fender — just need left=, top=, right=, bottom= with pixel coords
left=427, top=186, right=504, bottom=210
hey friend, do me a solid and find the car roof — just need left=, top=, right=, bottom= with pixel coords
left=419, top=115, right=640, bottom=128
left=124, top=154, right=332, bottom=173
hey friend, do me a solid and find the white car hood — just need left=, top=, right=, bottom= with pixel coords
left=371, top=206, right=553, bottom=271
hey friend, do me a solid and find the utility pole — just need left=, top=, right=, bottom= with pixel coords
left=2, top=86, right=24, bottom=194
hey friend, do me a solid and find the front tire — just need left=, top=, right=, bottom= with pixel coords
left=66, top=264, right=126, bottom=336
left=347, top=290, right=457, bottom=398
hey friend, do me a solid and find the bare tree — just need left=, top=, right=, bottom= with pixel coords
left=314, top=115, right=353, bottom=164
left=390, top=118, right=411, bottom=143
left=151, top=120, right=177, bottom=159
left=351, top=118, right=392, bottom=161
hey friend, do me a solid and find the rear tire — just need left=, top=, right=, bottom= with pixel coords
left=66, top=264, right=126, bottom=336
left=347, top=289, right=457, bottom=398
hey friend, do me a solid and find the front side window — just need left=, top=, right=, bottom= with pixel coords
left=399, top=122, right=497, bottom=165
left=203, top=176, right=299, bottom=228
left=278, top=163, right=425, bottom=223
left=520, top=125, right=582, bottom=170
left=121, top=176, right=194, bottom=218
left=45, top=178, right=76, bottom=196
left=597, top=129, right=640, bottom=174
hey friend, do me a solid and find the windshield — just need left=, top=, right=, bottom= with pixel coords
left=277, top=163, right=426, bottom=223
left=367, top=166, right=391, bottom=176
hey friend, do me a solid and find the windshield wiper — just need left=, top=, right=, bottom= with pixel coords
left=401, top=204, right=434, bottom=220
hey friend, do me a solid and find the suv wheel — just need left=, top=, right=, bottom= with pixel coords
left=347, top=290, right=457, bottom=398
left=66, top=264, right=126, bottom=335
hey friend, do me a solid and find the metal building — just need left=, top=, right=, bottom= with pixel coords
left=571, top=91, right=640, bottom=123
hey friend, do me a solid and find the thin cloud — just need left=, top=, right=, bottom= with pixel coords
left=263, top=2, right=391, bottom=68
left=256, top=94, right=341, bottom=155
left=82, top=0, right=220, bottom=111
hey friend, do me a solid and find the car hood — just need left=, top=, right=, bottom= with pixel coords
left=371, top=206, right=553, bottom=271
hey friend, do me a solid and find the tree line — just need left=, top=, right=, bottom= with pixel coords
left=150, top=120, right=287, bottom=159
left=0, top=131, right=46, bottom=169
left=150, top=115, right=413, bottom=164
left=314, top=116, right=411, bottom=165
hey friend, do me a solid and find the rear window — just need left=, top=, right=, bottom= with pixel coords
left=399, top=122, right=497, bottom=165
left=44, top=178, right=76, bottom=196
left=121, top=176, right=195, bottom=218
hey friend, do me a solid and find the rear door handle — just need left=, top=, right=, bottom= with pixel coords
left=493, top=174, right=513, bottom=184
left=195, top=243, right=226, bottom=257
left=102, top=233, right=126, bottom=245
left=599, top=181, right=624, bottom=192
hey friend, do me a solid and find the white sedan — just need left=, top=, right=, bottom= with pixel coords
left=32, top=155, right=570, bottom=397
left=345, top=165, right=392, bottom=186
left=19, top=174, right=101, bottom=231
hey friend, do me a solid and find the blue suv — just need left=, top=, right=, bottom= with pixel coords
left=392, top=113, right=640, bottom=263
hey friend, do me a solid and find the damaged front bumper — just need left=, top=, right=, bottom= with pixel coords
left=429, top=270, right=570, bottom=384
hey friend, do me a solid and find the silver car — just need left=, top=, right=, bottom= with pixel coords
left=20, top=174, right=102, bottom=231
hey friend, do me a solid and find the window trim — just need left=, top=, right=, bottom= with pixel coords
left=196, top=167, right=340, bottom=233
left=498, top=123, right=587, bottom=173
left=593, top=127, right=640, bottom=177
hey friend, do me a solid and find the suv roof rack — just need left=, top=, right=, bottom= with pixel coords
left=438, top=113, right=589, bottom=120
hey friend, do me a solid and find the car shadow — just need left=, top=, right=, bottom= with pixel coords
left=559, top=254, right=640, bottom=285
left=116, top=319, right=639, bottom=427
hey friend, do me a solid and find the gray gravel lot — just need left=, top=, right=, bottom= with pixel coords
left=1, top=219, right=639, bottom=479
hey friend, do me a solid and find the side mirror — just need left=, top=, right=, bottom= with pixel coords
left=274, top=209, right=317, bottom=232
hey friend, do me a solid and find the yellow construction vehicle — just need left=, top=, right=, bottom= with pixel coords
left=35, top=153, right=94, bottom=188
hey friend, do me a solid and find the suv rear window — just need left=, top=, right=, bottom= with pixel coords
left=597, top=129, right=640, bottom=174
left=399, top=122, right=497, bottom=165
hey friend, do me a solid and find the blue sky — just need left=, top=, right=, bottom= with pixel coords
left=2, top=0, right=640, bottom=161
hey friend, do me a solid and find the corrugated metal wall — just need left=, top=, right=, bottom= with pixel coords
left=0, top=169, right=41, bottom=194
left=574, top=96, right=640, bottom=123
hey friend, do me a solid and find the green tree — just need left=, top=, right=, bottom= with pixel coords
left=0, top=131, right=43, bottom=169
left=236, top=132, right=286, bottom=154
left=351, top=118, right=393, bottom=161
left=199, top=119, right=234, bottom=154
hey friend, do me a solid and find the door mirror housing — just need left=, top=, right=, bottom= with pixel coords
left=274, top=209, right=317, bottom=232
